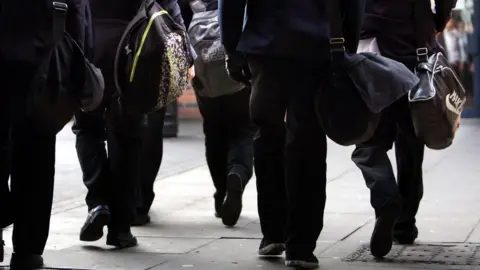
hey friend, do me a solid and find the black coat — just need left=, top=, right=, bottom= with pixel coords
left=361, top=0, right=457, bottom=66
left=219, top=0, right=365, bottom=60
left=0, top=0, right=91, bottom=64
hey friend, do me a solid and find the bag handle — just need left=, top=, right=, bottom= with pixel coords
left=413, top=0, right=432, bottom=63
left=327, top=0, right=347, bottom=64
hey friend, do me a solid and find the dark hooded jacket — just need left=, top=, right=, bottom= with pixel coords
left=361, top=0, right=457, bottom=66
left=0, top=0, right=92, bottom=64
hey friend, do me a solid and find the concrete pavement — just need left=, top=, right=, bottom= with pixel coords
left=2, top=119, right=480, bottom=270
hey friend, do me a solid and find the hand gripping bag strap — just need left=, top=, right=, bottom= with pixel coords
left=189, top=0, right=207, bottom=14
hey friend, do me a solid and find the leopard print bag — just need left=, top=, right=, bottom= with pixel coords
left=114, top=0, right=192, bottom=114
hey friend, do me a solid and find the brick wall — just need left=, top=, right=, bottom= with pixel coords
left=178, top=86, right=202, bottom=120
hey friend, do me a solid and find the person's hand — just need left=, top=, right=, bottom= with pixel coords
left=188, top=66, right=195, bottom=81
left=225, top=51, right=251, bottom=86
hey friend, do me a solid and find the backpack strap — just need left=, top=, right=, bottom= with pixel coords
left=52, top=1, right=68, bottom=45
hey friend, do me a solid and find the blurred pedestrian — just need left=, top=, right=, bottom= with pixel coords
left=219, top=0, right=364, bottom=268
left=352, top=0, right=457, bottom=258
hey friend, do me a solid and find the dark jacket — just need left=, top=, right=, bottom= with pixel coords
left=178, top=0, right=218, bottom=29
left=0, top=0, right=91, bottom=64
left=219, top=0, right=365, bottom=60
left=361, top=0, right=457, bottom=66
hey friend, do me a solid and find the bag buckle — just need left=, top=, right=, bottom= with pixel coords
left=330, top=38, right=345, bottom=52
left=416, top=47, right=428, bottom=62
left=52, top=2, right=68, bottom=13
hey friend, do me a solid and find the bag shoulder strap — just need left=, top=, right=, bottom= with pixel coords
left=413, top=0, right=432, bottom=62
left=52, top=1, right=68, bottom=45
left=327, top=0, right=347, bottom=63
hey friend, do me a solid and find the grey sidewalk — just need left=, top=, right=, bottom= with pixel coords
left=2, top=120, right=480, bottom=270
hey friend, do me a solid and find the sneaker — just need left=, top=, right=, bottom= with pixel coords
left=394, top=225, right=419, bottom=245
left=221, top=173, right=244, bottom=227
left=370, top=203, right=401, bottom=258
left=285, top=254, right=319, bottom=269
left=258, top=239, right=285, bottom=256
left=79, top=205, right=111, bottom=242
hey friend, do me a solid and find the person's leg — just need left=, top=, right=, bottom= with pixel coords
left=196, top=94, right=229, bottom=218
left=73, top=108, right=113, bottom=242
left=7, top=60, right=55, bottom=269
left=351, top=102, right=402, bottom=258
left=0, top=58, right=11, bottom=263
left=276, top=59, right=326, bottom=269
left=394, top=97, right=425, bottom=244
left=133, top=107, right=167, bottom=226
left=73, top=109, right=109, bottom=210
left=248, top=56, right=288, bottom=256
left=221, top=88, right=255, bottom=227
left=105, top=101, right=143, bottom=248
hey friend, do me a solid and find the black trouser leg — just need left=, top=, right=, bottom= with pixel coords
left=281, top=59, right=327, bottom=257
left=5, top=61, right=56, bottom=255
left=394, top=98, right=425, bottom=229
left=224, top=89, right=255, bottom=183
left=106, top=102, right=144, bottom=229
left=0, top=85, right=11, bottom=229
left=352, top=104, right=400, bottom=216
left=248, top=58, right=288, bottom=244
left=136, top=108, right=166, bottom=215
left=249, top=57, right=328, bottom=257
left=197, top=95, right=229, bottom=195
left=73, top=108, right=110, bottom=210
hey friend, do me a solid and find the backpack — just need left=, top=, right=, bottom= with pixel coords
left=114, top=0, right=192, bottom=114
left=28, top=0, right=105, bottom=135
left=187, top=1, right=244, bottom=97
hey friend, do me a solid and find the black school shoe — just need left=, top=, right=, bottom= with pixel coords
left=221, top=173, right=244, bottom=227
left=10, top=253, right=44, bottom=270
left=106, top=229, right=138, bottom=248
left=80, top=205, right=111, bottom=242
left=258, top=239, right=285, bottom=256
left=394, top=225, right=419, bottom=245
left=370, top=203, right=401, bottom=258
left=285, top=254, right=319, bottom=269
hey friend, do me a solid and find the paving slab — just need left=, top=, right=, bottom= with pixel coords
left=1, top=248, right=172, bottom=270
